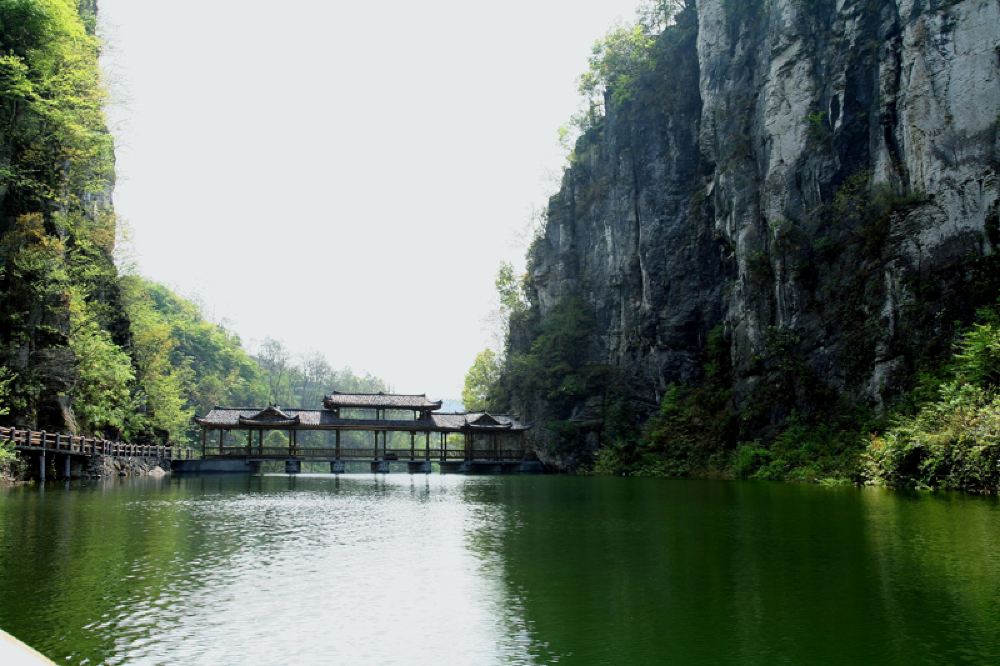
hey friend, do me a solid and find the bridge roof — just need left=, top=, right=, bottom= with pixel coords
left=322, top=392, right=442, bottom=410
left=194, top=408, right=528, bottom=431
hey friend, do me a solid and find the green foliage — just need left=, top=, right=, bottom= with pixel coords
left=744, top=414, right=866, bottom=483
left=120, top=276, right=269, bottom=445
left=495, top=261, right=528, bottom=316
left=0, top=0, right=113, bottom=211
left=0, top=0, right=124, bottom=431
left=864, top=304, right=1000, bottom=492
left=0, top=366, right=12, bottom=417
left=120, top=277, right=194, bottom=440
left=462, top=349, right=501, bottom=412
left=746, top=249, right=773, bottom=285
left=949, top=308, right=1000, bottom=388
left=806, top=109, right=831, bottom=147
left=0, top=366, right=15, bottom=474
left=251, top=337, right=387, bottom=412
left=572, top=0, right=691, bottom=139
left=593, top=325, right=737, bottom=477
left=68, top=288, right=134, bottom=435
left=579, top=23, right=657, bottom=108
left=505, top=296, right=596, bottom=417
left=865, top=383, right=1000, bottom=492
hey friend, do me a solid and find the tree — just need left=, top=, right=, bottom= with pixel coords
left=256, top=338, right=290, bottom=404
left=68, top=288, right=134, bottom=435
left=462, top=349, right=502, bottom=412
left=488, top=261, right=529, bottom=348
left=636, top=0, right=688, bottom=33
left=297, top=351, right=332, bottom=407
left=0, top=367, right=13, bottom=417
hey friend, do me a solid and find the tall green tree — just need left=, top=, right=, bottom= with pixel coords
left=462, top=349, right=501, bottom=412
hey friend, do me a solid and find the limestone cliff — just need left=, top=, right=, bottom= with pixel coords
left=511, top=0, right=1000, bottom=467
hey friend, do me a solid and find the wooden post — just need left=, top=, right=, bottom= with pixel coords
left=410, top=432, right=415, bottom=460
left=201, top=428, right=207, bottom=458
left=258, top=430, right=263, bottom=454
left=440, top=432, right=445, bottom=461
left=218, top=429, right=224, bottom=455
left=39, top=450, right=46, bottom=482
left=247, top=430, right=252, bottom=456
left=425, top=431, right=430, bottom=460
left=373, top=431, right=378, bottom=459
left=335, top=430, right=341, bottom=460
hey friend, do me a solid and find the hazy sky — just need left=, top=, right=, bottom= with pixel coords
left=98, top=0, right=640, bottom=400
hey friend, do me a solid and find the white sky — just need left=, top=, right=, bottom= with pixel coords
left=98, top=0, right=640, bottom=400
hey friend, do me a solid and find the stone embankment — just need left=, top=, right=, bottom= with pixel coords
left=85, top=455, right=171, bottom=479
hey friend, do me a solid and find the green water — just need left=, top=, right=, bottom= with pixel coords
left=1, top=475, right=999, bottom=665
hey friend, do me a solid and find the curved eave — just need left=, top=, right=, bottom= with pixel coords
left=238, top=416, right=300, bottom=427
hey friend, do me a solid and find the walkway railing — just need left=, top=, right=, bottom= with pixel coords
left=211, top=446, right=525, bottom=462
left=1, top=426, right=172, bottom=460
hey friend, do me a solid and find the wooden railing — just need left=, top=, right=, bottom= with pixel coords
left=211, top=445, right=525, bottom=462
left=1, top=426, right=172, bottom=460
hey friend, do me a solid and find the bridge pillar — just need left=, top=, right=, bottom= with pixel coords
left=330, top=460, right=345, bottom=474
left=38, top=451, right=46, bottom=482
left=371, top=460, right=389, bottom=474
left=285, top=459, right=301, bottom=474
left=408, top=461, right=432, bottom=474
left=62, top=454, right=71, bottom=480
left=248, top=460, right=262, bottom=474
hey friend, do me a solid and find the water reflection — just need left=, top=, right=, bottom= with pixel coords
left=3, top=476, right=1000, bottom=664
left=0, top=474, right=539, bottom=665
left=488, top=478, right=1000, bottom=664
left=860, top=489, right=1000, bottom=664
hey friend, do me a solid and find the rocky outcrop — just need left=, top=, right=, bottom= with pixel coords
left=517, top=0, right=999, bottom=460
left=85, top=455, right=171, bottom=479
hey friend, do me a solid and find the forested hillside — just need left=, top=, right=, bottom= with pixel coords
left=121, top=276, right=387, bottom=448
left=0, top=0, right=387, bottom=452
left=469, top=0, right=1000, bottom=489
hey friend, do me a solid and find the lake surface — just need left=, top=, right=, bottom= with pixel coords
left=2, top=474, right=1000, bottom=665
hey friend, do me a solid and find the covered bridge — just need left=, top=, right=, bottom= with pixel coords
left=193, top=392, right=530, bottom=471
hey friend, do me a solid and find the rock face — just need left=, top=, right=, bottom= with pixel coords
left=518, top=0, right=999, bottom=460
left=86, top=455, right=171, bottom=479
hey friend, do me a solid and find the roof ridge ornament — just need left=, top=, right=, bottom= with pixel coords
left=237, top=405, right=300, bottom=426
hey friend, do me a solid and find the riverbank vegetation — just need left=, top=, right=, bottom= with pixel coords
left=470, top=255, right=1000, bottom=490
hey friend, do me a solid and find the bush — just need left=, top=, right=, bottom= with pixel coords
left=863, top=304, right=1000, bottom=492
left=864, top=383, right=1000, bottom=492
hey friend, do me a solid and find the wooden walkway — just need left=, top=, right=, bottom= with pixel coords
left=2, top=426, right=172, bottom=481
